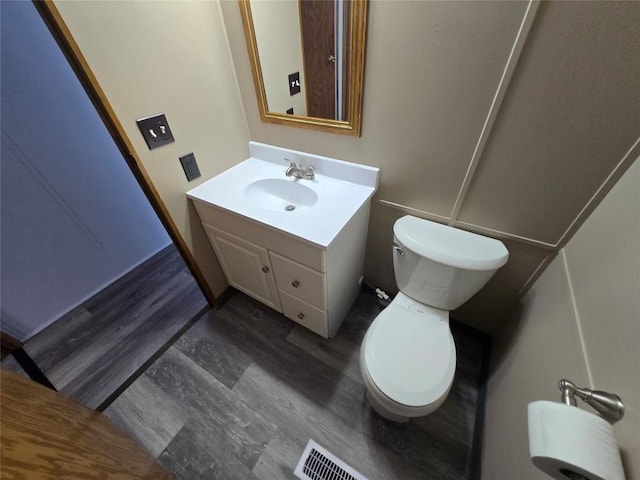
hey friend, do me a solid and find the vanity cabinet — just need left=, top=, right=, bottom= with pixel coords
left=187, top=141, right=379, bottom=338
left=192, top=202, right=370, bottom=338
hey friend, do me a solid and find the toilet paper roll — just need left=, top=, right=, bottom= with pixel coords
left=528, top=401, right=625, bottom=480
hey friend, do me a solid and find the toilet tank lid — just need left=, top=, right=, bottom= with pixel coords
left=394, top=216, right=509, bottom=271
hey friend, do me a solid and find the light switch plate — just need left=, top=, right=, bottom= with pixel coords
left=136, top=113, right=174, bottom=150
left=179, top=153, right=201, bottom=182
left=288, top=72, right=301, bottom=96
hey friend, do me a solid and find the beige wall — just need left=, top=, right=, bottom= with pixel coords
left=49, top=2, right=640, bottom=476
left=251, top=0, right=307, bottom=115
left=54, top=0, right=251, bottom=297
left=482, top=159, right=639, bottom=479
left=55, top=1, right=640, bottom=333
left=222, top=0, right=640, bottom=331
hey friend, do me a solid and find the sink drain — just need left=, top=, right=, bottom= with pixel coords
left=285, top=204, right=296, bottom=211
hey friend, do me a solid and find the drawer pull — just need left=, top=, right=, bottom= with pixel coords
left=291, top=280, right=300, bottom=288
left=297, top=312, right=305, bottom=320
left=261, top=266, right=270, bottom=273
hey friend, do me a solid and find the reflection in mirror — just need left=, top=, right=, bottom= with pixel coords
left=239, top=0, right=368, bottom=136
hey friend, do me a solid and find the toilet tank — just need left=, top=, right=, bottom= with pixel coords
left=392, top=216, right=508, bottom=310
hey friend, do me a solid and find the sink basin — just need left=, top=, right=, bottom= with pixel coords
left=244, top=178, right=318, bottom=212
left=187, top=142, right=379, bottom=247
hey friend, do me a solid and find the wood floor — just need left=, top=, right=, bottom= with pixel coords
left=2, top=245, right=208, bottom=409
left=2, top=245, right=490, bottom=479
left=104, top=291, right=489, bottom=480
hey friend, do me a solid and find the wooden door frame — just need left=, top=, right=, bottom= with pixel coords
left=32, top=1, right=217, bottom=308
left=1, top=332, right=23, bottom=359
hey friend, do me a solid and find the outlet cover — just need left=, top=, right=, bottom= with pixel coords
left=179, top=153, right=201, bottom=182
left=137, top=113, right=175, bottom=150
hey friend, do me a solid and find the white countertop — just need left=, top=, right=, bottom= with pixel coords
left=187, top=142, right=379, bottom=248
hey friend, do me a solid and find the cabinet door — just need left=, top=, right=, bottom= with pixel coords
left=203, top=225, right=281, bottom=312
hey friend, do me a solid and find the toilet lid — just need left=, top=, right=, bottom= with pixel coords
left=363, top=303, right=456, bottom=407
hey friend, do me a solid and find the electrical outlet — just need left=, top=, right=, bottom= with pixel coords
left=136, top=113, right=174, bottom=150
left=179, top=153, right=201, bottom=182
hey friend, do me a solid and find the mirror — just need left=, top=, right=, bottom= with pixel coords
left=239, top=0, right=368, bottom=136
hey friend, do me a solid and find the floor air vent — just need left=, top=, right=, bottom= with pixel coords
left=294, top=439, right=369, bottom=480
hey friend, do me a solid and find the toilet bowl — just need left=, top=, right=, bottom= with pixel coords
left=360, top=215, right=508, bottom=422
left=360, top=292, right=456, bottom=422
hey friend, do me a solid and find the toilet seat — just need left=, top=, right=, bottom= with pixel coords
left=362, top=293, right=456, bottom=409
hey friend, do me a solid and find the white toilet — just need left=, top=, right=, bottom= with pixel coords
left=360, top=215, right=508, bottom=422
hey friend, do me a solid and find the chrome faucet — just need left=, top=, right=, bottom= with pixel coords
left=285, top=158, right=315, bottom=180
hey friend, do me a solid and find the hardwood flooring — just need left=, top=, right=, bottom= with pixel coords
left=1, top=244, right=490, bottom=479
left=104, top=290, right=490, bottom=480
left=2, top=245, right=208, bottom=409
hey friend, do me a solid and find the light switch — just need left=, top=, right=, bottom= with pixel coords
left=136, top=113, right=175, bottom=150
left=288, top=72, right=301, bottom=96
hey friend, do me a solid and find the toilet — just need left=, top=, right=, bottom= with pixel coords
left=360, top=215, right=508, bottom=422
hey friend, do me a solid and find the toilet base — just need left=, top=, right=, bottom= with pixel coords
left=365, top=389, right=410, bottom=423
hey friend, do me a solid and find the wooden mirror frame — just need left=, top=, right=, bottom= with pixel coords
left=238, top=0, right=368, bottom=136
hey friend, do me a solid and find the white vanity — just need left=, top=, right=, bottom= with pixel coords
left=187, top=142, right=379, bottom=338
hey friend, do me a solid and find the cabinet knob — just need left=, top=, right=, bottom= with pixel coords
left=291, top=280, right=300, bottom=288
left=261, top=266, right=270, bottom=273
left=297, top=312, right=305, bottom=320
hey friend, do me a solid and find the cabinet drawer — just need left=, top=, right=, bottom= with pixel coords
left=270, top=252, right=326, bottom=309
left=279, top=291, right=328, bottom=338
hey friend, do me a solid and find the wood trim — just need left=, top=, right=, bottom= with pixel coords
left=341, top=0, right=352, bottom=121
left=33, top=0, right=217, bottom=308
left=555, top=136, right=640, bottom=249
left=238, top=0, right=270, bottom=124
left=453, top=221, right=556, bottom=251
left=1, top=332, right=23, bottom=359
left=375, top=198, right=557, bottom=250
left=517, top=251, right=557, bottom=296
left=238, top=0, right=368, bottom=136
left=448, top=0, right=540, bottom=224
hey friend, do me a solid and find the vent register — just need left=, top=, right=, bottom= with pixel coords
left=294, top=440, right=368, bottom=480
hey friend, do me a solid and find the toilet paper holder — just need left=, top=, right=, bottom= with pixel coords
left=558, top=379, right=625, bottom=424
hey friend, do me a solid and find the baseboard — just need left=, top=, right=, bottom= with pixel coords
left=20, top=243, right=172, bottom=342
left=213, top=286, right=239, bottom=308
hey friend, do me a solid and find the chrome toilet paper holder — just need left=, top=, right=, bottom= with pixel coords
left=558, top=379, right=625, bottom=424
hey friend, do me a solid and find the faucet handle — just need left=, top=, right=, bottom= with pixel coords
left=284, top=157, right=297, bottom=168
left=301, top=163, right=315, bottom=180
